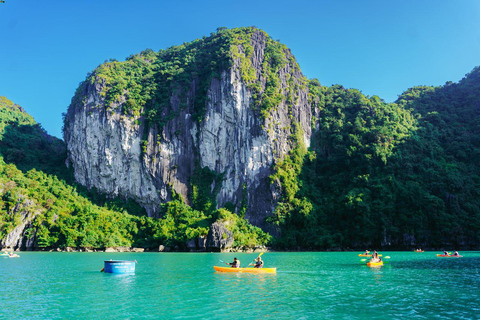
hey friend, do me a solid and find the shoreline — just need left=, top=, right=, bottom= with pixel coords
left=2, top=246, right=479, bottom=253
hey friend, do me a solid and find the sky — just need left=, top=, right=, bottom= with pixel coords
left=1, top=0, right=480, bottom=138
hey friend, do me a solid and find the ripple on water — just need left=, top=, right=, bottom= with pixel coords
left=1, top=252, right=480, bottom=319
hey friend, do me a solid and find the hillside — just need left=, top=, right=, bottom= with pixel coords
left=0, top=96, right=269, bottom=250
left=270, top=70, right=480, bottom=249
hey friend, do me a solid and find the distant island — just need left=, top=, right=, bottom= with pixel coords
left=1, top=27, right=479, bottom=252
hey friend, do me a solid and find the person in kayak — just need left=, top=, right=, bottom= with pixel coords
left=363, top=250, right=370, bottom=255
left=370, top=251, right=381, bottom=263
left=228, top=257, right=240, bottom=268
left=452, top=251, right=460, bottom=257
left=443, top=250, right=450, bottom=256
left=253, top=256, right=264, bottom=268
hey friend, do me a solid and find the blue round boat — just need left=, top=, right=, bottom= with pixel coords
left=103, top=260, right=136, bottom=274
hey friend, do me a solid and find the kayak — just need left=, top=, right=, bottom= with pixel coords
left=367, top=261, right=383, bottom=267
left=414, top=250, right=424, bottom=252
left=213, top=266, right=276, bottom=274
left=436, top=254, right=462, bottom=258
left=358, top=254, right=382, bottom=257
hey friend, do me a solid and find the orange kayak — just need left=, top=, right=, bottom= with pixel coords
left=367, top=261, right=384, bottom=267
left=213, top=266, right=277, bottom=273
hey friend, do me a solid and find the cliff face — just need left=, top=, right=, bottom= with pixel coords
left=63, top=81, right=161, bottom=215
left=0, top=190, right=40, bottom=251
left=64, top=28, right=311, bottom=228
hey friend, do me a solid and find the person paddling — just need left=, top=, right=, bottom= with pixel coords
left=370, top=250, right=381, bottom=263
left=452, top=251, right=460, bottom=257
left=443, top=250, right=450, bottom=256
left=227, top=257, right=240, bottom=268
left=253, top=256, right=264, bottom=268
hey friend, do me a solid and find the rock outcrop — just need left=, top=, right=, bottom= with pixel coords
left=206, top=221, right=234, bottom=251
left=63, top=28, right=312, bottom=228
left=0, top=195, right=40, bottom=251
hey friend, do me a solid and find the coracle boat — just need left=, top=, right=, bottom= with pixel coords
left=367, top=261, right=383, bottom=267
left=103, top=260, right=136, bottom=273
left=214, top=266, right=276, bottom=274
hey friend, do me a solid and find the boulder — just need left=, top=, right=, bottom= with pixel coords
left=206, top=221, right=234, bottom=251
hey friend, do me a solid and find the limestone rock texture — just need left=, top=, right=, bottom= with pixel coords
left=0, top=195, right=40, bottom=251
left=206, top=221, right=234, bottom=251
left=63, top=29, right=312, bottom=229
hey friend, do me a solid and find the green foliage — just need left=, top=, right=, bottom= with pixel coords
left=0, top=97, right=70, bottom=179
left=267, top=123, right=321, bottom=248
left=214, top=208, right=272, bottom=247
left=152, top=200, right=210, bottom=249
left=231, top=30, right=306, bottom=119
left=0, top=157, right=136, bottom=247
left=87, top=28, right=237, bottom=125
left=273, top=71, right=480, bottom=249
left=190, top=163, right=224, bottom=214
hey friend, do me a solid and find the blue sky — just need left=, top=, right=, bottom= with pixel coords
left=1, top=0, right=479, bottom=138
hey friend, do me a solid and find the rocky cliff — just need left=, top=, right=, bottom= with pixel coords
left=63, top=27, right=312, bottom=228
left=0, top=183, right=40, bottom=251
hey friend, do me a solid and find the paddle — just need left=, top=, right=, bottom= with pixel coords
left=248, top=252, right=264, bottom=266
left=219, top=259, right=230, bottom=266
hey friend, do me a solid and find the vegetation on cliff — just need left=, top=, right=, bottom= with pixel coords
left=271, top=69, right=480, bottom=249
left=0, top=96, right=269, bottom=250
left=81, top=26, right=304, bottom=132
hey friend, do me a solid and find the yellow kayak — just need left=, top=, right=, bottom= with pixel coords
left=214, top=266, right=277, bottom=274
left=367, top=261, right=384, bottom=267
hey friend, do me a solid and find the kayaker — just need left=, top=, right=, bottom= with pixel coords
left=443, top=250, right=449, bottom=256
left=253, top=257, right=264, bottom=268
left=363, top=250, right=370, bottom=255
left=228, top=257, right=240, bottom=268
left=370, top=251, right=381, bottom=263
left=453, top=251, right=460, bottom=257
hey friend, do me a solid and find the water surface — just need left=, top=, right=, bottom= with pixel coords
left=1, top=251, right=479, bottom=319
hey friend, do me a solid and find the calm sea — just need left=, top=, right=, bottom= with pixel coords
left=1, top=251, right=479, bottom=319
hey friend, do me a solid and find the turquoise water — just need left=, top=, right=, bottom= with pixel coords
left=1, top=252, right=480, bottom=319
